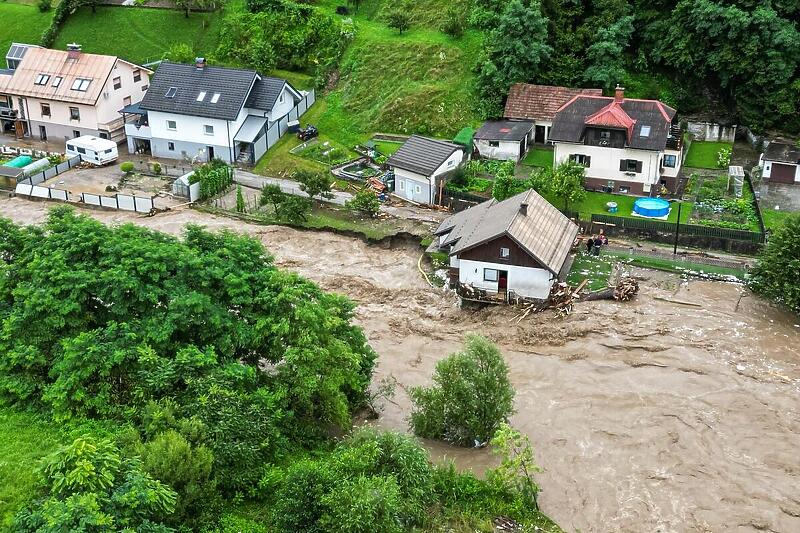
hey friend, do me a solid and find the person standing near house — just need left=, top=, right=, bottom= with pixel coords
left=599, top=229, right=608, bottom=246
left=586, top=236, right=595, bottom=255
left=593, top=235, right=602, bottom=256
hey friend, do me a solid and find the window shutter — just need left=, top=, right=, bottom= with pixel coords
left=635, top=161, right=643, bottom=173
left=619, top=159, right=627, bottom=171
left=585, top=156, right=591, bottom=167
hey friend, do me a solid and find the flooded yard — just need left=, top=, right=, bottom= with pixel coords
left=1, top=197, right=799, bottom=532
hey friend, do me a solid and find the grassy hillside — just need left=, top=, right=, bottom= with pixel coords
left=54, top=6, right=223, bottom=64
left=0, top=2, right=53, bottom=56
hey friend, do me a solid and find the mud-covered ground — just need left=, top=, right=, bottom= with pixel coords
left=2, top=198, right=799, bottom=533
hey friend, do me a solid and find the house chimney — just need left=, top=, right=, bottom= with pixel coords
left=67, top=43, right=81, bottom=61
left=614, top=84, right=625, bottom=103
left=195, top=57, right=206, bottom=70
left=519, top=202, right=528, bottom=216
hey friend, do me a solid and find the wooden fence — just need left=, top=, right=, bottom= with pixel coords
left=590, top=213, right=765, bottom=243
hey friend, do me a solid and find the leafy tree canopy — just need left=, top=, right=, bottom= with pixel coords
left=749, top=214, right=800, bottom=313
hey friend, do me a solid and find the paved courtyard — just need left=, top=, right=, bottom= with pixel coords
left=757, top=181, right=800, bottom=212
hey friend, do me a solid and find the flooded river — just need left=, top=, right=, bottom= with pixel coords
left=2, top=198, right=799, bottom=532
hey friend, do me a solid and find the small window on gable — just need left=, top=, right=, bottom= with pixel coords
left=600, top=130, right=611, bottom=140
left=640, top=125, right=651, bottom=137
left=210, top=93, right=221, bottom=103
left=197, top=91, right=207, bottom=102
left=165, top=87, right=177, bottom=98
left=166, top=120, right=177, bottom=130
left=500, top=247, right=510, bottom=259
left=133, top=69, right=141, bottom=82
left=113, top=76, right=121, bottom=90
left=51, top=76, right=62, bottom=88
left=279, top=92, right=284, bottom=103
left=34, top=74, right=50, bottom=85
left=204, top=124, right=214, bottom=135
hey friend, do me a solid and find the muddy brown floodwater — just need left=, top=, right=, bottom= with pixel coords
left=2, top=198, right=799, bottom=533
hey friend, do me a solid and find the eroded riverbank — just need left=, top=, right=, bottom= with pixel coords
left=2, top=199, right=798, bottom=532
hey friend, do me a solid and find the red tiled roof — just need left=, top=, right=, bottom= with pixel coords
left=503, top=83, right=603, bottom=122
left=585, top=101, right=636, bottom=141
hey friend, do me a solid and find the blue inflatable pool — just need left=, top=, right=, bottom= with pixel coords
left=633, top=197, right=670, bottom=218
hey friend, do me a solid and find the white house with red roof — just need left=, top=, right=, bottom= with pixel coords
left=548, top=86, right=684, bottom=196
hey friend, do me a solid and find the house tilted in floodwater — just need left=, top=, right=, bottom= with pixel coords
left=432, top=188, right=579, bottom=304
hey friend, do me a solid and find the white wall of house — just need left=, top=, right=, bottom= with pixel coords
left=474, top=139, right=524, bottom=161
left=395, top=168, right=432, bottom=204
left=554, top=142, right=661, bottom=185
left=432, top=149, right=464, bottom=178
left=26, top=96, right=98, bottom=130
left=148, top=110, right=230, bottom=147
left=458, top=259, right=553, bottom=300
left=95, top=61, right=150, bottom=126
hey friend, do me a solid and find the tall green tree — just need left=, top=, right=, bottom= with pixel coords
left=749, top=214, right=800, bottom=313
left=409, top=335, right=515, bottom=447
left=530, top=160, right=586, bottom=211
left=478, top=0, right=552, bottom=111
left=583, top=16, right=635, bottom=90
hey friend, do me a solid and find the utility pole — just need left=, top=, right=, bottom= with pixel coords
left=673, top=201, right=682, bottom=255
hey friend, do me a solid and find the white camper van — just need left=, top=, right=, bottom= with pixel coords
left=65, top=136, right=119, bottom=166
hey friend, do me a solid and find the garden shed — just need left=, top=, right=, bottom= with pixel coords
left=473, top=120, right=533, bottom=163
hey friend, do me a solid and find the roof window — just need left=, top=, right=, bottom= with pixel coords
left=196, top=91, right=207, bottom=102
left=210, top=93, right=220, bottom=103
left=34, top=74, right=50, bottom=86
left=51, top=76, right=62, bottom=88
left=165, top=87, right=177, bottom=98
left=640, top=125, right=651, bottom=137
left=71, top=78, right=91, bottom=92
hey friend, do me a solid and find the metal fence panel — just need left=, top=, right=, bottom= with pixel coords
left=266, top=122, right=280, bottom=148
left=278, top=116, right=289, bottom=136
left=29, top=172, right=45, bottom=186
left=296, top=99, right=307, bottom=117
left=44, top=166, right=58, bottom=180
left=51, top=189, right=68, bottom=201
left=288, top=107, right=298, bottom=122
left=117, top=195, right=136, bottom=211
left=100, top=196, right=118, bottom=208
left=56, top=161, right=70, bottom=173
left=134, top=197, right=153, bottom=213
left=15, top=184, right=32, bottom=196
left=31, top=185, right=50, bottom=198
left=591, top=214, right=764, bottom=243
left=83, top=193, right=101, bottom=206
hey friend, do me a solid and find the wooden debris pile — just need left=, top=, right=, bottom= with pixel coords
left=493, top=516, right=522, bottom=532
left=583, top=276, right=640, bottom=302
left=514, top=276, right=639, bottom=321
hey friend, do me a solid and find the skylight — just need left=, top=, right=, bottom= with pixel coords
left=51, top=76, right=62, bottom=88
left=34, top=74, right=50, bottom=86
left=196, top=91, right=207, bottom=102
left=640, top=125, right=651, bottom=137
left=165, top=87, right=177, bottom=98
left=210, top=93, right=220, bottom=104
left=71, top=78, right=91, bottom=92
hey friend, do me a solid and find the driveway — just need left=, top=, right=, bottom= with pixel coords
left=757, top=181, right=800, bottom=212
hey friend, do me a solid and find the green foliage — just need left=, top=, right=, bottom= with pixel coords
left=488, top=423, right=542, bottom=509
left=441, top=5, right=467, bottom=38
left=478, top=0, right=551, bottom=112
left=190, top=159, right=233, bottom=200
left=320, top=475, right=403, bottom=533
left=216, top=2, right=351, bottom=85
left=346, top=188, right=381, bottom=217
left=236, top=185, right=246, bottom=213
left=717, top=146, right=732, bottom=169
left=749, top=214, right=800, bottom=313
left=409, top=335, right=515, bottom=446
left=530, top=160, right=586, bottom=210
left=152, top=162, right=162, bottom=175
left=13, top=437, right=177, bottom=532
left=120, top=161, right=135, bottom=174
left=38, top=0, right=52, bottom=13
left=163, top=42, right=196, bottom=64
left=386, top=9, right=411, bottom=34
left=294, top=170, right=334, bottom=200
left=584, top=16, right=635, bottom=90
left=0, top=208, right=376, bottom=495
left=260, top=184, right=313, bottom=222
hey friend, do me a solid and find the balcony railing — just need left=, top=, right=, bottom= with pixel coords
left=125, top=122, right=151, bottom=138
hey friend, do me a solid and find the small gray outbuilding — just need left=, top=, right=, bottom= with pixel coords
left=473, top=120, right=533, bottom=162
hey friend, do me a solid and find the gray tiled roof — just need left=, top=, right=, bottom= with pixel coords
left=387, top=135, right=463, bottom=176
left=245, top=77, right=290, bottom=111
left=549, top=96, right=677, bottom=151
left=140, top=62, right=257, bottom=121
left=435, top=189, right=578, bottom=274
left=764, top=141, right=800, bottom=164
left=474, top=120, right=533, bottom=142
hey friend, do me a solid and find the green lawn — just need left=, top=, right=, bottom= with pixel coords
left=568, top=252, right=614, bottom=290
left=521, top=147, right=554, bottom=168
left=0, top=3, right=54, bottom=55
left=761, top=209, right=795, bottom=231
left=54, top=6, right=224, bottom=64
left=558, top=191, right=692, bottom=223
left=372, top=140, right=403, bottom=156
left=683, top=141, right=733, bottom=169
left=605, top=250, right=746, bottom=280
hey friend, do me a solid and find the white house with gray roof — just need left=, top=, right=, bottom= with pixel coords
left=122, top=59, right=304, bottom=164
left=432, top=188, right=578, bottom=302
left=387, top=135, right=465, bottom=205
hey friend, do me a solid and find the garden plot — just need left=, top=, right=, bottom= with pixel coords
left=291, top=138, right=356, bottom=167
left=685, top=174, right=760, bottom=231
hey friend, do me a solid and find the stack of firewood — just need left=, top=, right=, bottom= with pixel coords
left=613, top=277, right=639, bottom=301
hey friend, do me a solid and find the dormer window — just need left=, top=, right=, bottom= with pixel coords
left=600, top=130, right=611, bottom=140
left=197, top=91, right=207, bottom=102
left=210, top=93, right=220, bottom=103
left=165, top=87, right=177, bottom=98
left=71, top=78, right=91, bottom=91
left=34, top=74, right=50, bottom=85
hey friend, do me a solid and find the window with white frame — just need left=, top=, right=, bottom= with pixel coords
left=51, top=76, right=62, bottom=88
left=71, top=78, right=92, bottom=92
left=500, top=247, right=510, bottom=259
left=69, top=107, right=80, bottom=121
left=133, top=69, right=141, bottom=82
left=34, top=73, right=50, bottom=85
left=166, top=120, right=177, bottom=131
left=204, top=125, right=214, bottom=135
left=113, top=76, right=121, bottom=90
left=41, top=103, right=50, bottom=117
left=663, top=154, right=677, bottom=168
left=484, top=268, right=499, bottom=282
